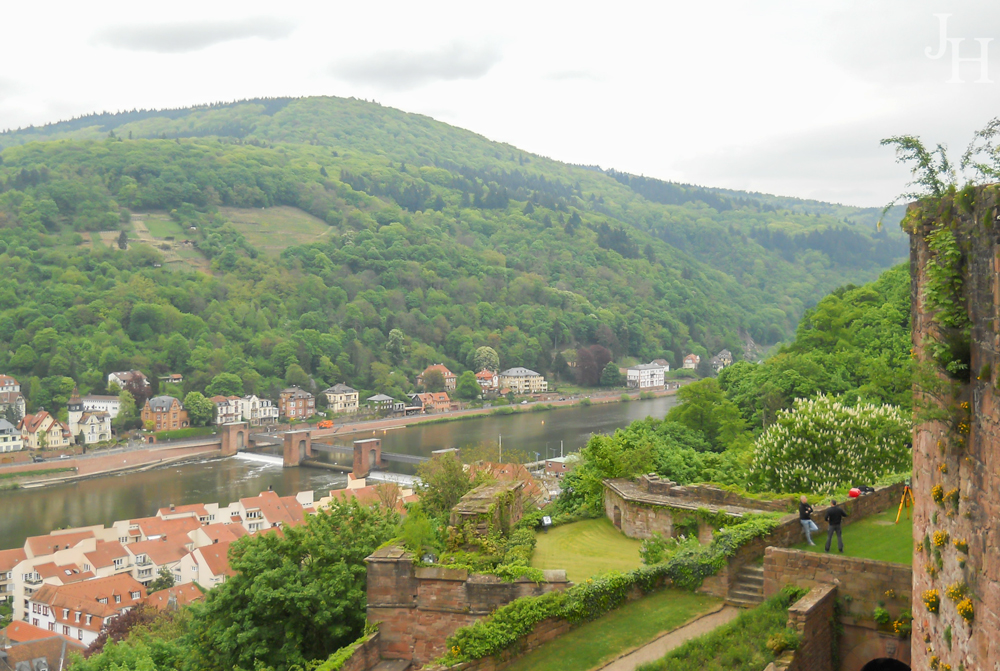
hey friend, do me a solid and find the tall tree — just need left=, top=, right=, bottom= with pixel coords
left=473, top=346, right=500, bottom=372
left=183, top=391, right=214, bottom=427
left=188, top=500, right=398, bottom=671
left=455, top=371, right=480, bottom=400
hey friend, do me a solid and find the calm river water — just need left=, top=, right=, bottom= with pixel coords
left=0, top=396, right=675, bottom=549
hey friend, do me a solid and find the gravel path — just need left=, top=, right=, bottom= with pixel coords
left=597, top=605, right=741, bottom=671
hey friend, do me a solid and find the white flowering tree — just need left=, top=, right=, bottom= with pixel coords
left=749, top=395, right=912, bottom=493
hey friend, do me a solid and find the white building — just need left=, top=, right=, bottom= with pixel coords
left=498, top=367, right=548, bottom=394
left=107, top=370, right=150, bottom=393
left=322, top=384, right=359, bottom=414
left=626, top=363, right=667, bottom=389
left=210, top=396, right=243, bottom=425
left=0, top=418, right=23, bottom=452
left=82, top=395, right=121, bottom=419
left=67, top=389, right=112, bottom=445
left=27, top=574, right=145, bottom=646
left=239, top=395, right=279, bottom=426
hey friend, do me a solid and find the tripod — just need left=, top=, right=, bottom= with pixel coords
left=895, top=484, right=914, bottom=524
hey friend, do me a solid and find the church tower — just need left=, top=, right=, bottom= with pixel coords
left=67, top=386, right=83, bottom=436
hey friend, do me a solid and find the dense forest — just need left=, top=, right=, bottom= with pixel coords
left=0, top=97, right=907, bottom=413
left=558, top=263, right=913, bottom=514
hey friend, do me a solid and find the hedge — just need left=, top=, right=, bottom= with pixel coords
left=436, top=514, right=781, bottom=665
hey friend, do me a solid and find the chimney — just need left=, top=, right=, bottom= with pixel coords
left=169, top=504, right=175, bottom=511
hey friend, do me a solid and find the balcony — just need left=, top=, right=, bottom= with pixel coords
left=24, top=575, right=41, bottom=586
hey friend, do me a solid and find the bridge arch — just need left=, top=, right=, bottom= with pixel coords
left=860, top=659, right=910, bottom=671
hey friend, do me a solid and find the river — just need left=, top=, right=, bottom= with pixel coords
left=0, top=396, right=675, bottom=550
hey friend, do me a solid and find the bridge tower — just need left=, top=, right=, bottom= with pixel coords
left=283, top=430, right=312, bottom=467
left=353, top=438, right=383, bottom=478
left=219, top=422, right=249, bottom=457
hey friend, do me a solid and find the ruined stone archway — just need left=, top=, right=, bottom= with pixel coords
left=860, top=659, right=910, bottom=671
left=236, top=431, right=245, bottom=451
left=298, top=439, right=307, bottom=462
left=613, top=506, right=622, bottom=529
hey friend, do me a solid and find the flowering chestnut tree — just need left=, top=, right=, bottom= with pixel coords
left=749, top=395, right=911, bottom=493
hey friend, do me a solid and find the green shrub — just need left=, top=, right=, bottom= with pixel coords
left=873, top=607, right=891, bottom=625
left=637, top=586, right=806, bottom=671
left=437, top=513, right=782, bottom=665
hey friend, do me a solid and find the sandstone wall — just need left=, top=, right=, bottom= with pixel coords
left=603, top=485, right=674, bottom=539
left=365, top=546, right=568, bottom=668
left=785, top=583, right=837, bottom=671
left=909, top=191, right=1000, bottom=670
left=698, top=483, right=904, bottom=600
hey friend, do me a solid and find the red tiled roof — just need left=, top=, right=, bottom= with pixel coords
left=194, top=523, right=248, bottom=545
left=157, top=503, right=209, bottom=518
left=127, top=537, right=190, bottom=566
left=32, top=574, right=146, bottom=632
left=33, top=562, right=94, bottom=583
left=421, top=364, right=455, bottom=378
left=331, top=484, right=408, bottom=514
left=3, top=620, right=83, bottom=646
left=239, top=490, right=305, bottom=528
left=131, top=516, right=201, bottom=539
left=197, top=541, right=235, bottom=578
left=0, top=547, right=27, bottom=571
left=475, top=369, right=497, bottom=379
left=1, top=635, right=86, bottom=669
left=26, top=530, right=95, bottom=557
left=0, top=374, right=19, bottom=387
left=84, top=541, right=128, bottom=569
left=143, top=583, right=203, bottom=611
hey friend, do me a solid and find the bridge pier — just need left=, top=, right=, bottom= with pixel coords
left=283, top=430, right=312, bottom=467
left=353, top=438, right=383, bottom=478
left=220, top=422, right=249, bottom=457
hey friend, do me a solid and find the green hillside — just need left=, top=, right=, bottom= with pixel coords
left=0, top=97, right=907, bottom=411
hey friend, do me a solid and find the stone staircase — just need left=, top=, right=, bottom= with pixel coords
left=727, top=564, right=764, bottom=607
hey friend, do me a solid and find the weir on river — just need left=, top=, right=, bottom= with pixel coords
left=0, top=396, right=675, bottom=550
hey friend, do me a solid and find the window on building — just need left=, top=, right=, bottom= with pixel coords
left=78, top=629, right=83, bottom=640
left=86, top=615, right=92, bottom=625
left=130, top=591, right=139, bottom=600
left=75, top=611, right=80, bottom=622
left=98, top=598, right=107, bottom=604
left=114, top=594, right=121, bottom=604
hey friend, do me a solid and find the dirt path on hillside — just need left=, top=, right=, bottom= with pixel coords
left=596, top=606, right=741, bottom=671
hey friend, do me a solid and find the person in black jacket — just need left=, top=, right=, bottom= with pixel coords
left=824, top=500, right=849, bottom=552
left=798, top=495, right=816, bottom=546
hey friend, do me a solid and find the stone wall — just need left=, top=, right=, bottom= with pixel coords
left=909, top=191, right=1000, bottom=671
left=422, top=618, right=572, bottom=671
left=763, top=548, right=912, bottom=621
left=365, top=546, right=569, bottom=668
left=331, top=632, right=381, bottom=671
left=603, top=484, right=675, bottom=539
left=640, top=474, right=793, bottom=512
left=763, top=549, right=912, bottom=671
left=785, top=583, right=837, bottom=671
left=698, top=483, right=905, bottom=600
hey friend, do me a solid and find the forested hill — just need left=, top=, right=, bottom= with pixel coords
left=0, top=96, right=907, bottom=410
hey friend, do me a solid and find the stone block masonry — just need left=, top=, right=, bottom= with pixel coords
left=909, top=190, right=1000, bottom=671
left=365, top=546, right=568, bottom=668
left=764, top=548, right=912, bottom=670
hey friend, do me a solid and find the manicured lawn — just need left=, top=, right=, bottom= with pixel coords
left=505, top=589, right=719, bottom=671
left=532, top=518, right=643, bottom=584
left=790, top=506, right=913, bottom=565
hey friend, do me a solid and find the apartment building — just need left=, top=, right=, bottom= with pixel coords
left=28, top=574, right=145, bottom=646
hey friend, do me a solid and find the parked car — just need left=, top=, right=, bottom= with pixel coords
left=58, top=454, right=70, bottom=459
left=317, top=420, right=334, bottom=429
left=31, top=455, right=44, bottom=463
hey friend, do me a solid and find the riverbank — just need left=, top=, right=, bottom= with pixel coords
left=0, top=443, right=223, bottom=490
left=311, top=386, right=682, bottom=441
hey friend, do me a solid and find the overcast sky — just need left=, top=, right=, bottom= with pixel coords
left=1, top=1, right=999, bottom=207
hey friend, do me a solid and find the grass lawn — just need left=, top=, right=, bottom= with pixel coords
left=144, top=216, right=188, bottom=239
left=532, top=518, right=643, bottom=584
left=505, top=589, right=718, bottom=671
left=0, top=467, right=74, bottom=481
left=221, top=206, right=332, bottom=255
left=790, top=506, right=913, bottom=565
